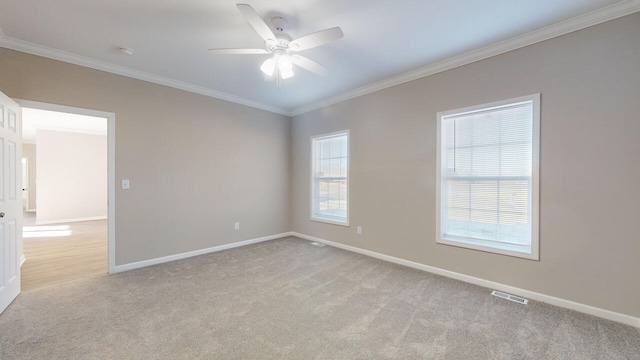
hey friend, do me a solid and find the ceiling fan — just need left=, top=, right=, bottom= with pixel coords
left=209, top=4, right=344, bottom=87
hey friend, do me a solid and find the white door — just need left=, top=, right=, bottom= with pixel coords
left=0, top=91, right=22, bottom=314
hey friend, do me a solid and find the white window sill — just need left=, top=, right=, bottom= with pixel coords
left=437, top=236, right=538, bottom=260
left=311, top=216, right=349, bottom=227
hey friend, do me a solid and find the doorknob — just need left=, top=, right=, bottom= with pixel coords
left=0, top=212, right=4, bottom=218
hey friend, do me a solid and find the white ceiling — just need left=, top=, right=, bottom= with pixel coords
left=1, top=0, right=638, bottom=115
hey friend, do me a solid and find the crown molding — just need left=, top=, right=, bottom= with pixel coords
left=0, top=34, right=292, bottom=116
left=290, top=0, right=640, bottom=116
left=1, top=1, right=638, bottom=118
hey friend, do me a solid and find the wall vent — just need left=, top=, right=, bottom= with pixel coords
left=310, top=242, right=325, bottom=247
left=491, top=290, right=528, bottom=305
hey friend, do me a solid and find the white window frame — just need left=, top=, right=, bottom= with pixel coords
left=436, top=94, right=540, bottom=260
left=310, top=130, right=349, bottom=226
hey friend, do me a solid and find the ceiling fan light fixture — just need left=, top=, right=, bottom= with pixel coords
left=209, top=4, right=343, bottom=86
left=260, top=58, right=276, bottom=76
left=278, top=55, right=294, bottom=79
left=280, top=67, right=294, bottom=79
left=262, top=54, right=294, bottom=80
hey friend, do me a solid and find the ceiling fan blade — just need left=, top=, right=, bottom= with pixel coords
left=236, top=4, right=277, bottom=42
left=289, top=27, right=344, bottom=51
left=208, top=48, right=270, bottom=54
left=290, top=54, right=329, bottom=76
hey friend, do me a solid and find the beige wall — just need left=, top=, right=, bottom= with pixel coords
left=291, top=13, right=640, bottom=317
left=22, top=143, right=36, bottom=211
left=35, top=130, right=107, bottom=223
left=0, top=47, right=291, bottom=265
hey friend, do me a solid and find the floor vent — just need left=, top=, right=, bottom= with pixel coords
left=310, top=242, right=325, bottom=247
left=491, top=290, right=528, bottom=305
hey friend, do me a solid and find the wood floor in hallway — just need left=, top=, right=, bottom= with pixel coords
left=21, top=217, right=107, bottom=291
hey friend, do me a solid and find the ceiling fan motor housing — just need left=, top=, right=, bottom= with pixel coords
left=271, top=16, right=288, bottom=32
left=266, top=36, right=292, bottom=52
left=265, top=17, right=293, bottom=52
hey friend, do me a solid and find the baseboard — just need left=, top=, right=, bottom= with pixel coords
left=290, top=232, right=640, bottom=328
left=35, top=216, right=107, bottom=225
left=112, top=232, right=293, bottom=273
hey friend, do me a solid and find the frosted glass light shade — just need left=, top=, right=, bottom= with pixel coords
left=279, top=55, right=293, bottom=79
left=260, top=58, right=275, bottom=76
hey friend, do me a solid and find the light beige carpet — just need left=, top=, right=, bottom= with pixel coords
left=1, top=237, right=638, bottom=359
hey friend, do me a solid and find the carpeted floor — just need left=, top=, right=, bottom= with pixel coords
left=1, top=237, right=638, bottom=359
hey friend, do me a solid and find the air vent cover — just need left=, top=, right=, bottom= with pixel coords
left=491, top=290, right=528, bottom=305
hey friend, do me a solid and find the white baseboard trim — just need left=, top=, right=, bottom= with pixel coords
left=35, top=216, right=107, bottom=225
left=112, top=232, right=293, bottom=273
left=290, top=232, right=639, bottom=328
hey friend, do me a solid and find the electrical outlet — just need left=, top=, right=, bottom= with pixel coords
left=121, top=179, right=130, bottom=189
left=234, top=222, right=240, bottom=230
left=357, top=226, right=362, bottom=235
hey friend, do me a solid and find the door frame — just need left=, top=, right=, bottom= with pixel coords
left=16, top=99, right=116, bottom=274
left=21, top=156, right=29, bottom=212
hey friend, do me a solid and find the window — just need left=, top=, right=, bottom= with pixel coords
left=311, top=131, right=349, bottom=225
left=436, top=94, right=540, bottom=259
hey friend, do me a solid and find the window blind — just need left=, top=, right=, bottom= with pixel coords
left=439, top=97, right=538, bottom=256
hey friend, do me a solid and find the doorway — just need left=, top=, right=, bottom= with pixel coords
left=17, top=100, right=115, bottom=290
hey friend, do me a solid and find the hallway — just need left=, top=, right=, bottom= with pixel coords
left=21, top=213, right=107, bottom=291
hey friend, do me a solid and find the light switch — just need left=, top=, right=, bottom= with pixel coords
left=121, top=179, right=130, bottom=189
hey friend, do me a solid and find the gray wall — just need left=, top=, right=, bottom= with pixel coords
left=291, top=13, right=640, bottom=318
left=0, top=47, right=291, bottom=265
